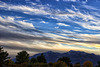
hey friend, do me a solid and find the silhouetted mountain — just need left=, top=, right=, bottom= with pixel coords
left=30, top=50, right=100, bottom=65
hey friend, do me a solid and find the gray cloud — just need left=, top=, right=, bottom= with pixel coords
left=58, top=38, right=100, bottom=44
left=0, top=20, right=43, bottom=33
left=0, top=44, right=50, bottom=53
left=0, top=29, right=51, bottom=41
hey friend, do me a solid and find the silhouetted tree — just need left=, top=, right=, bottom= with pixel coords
left=83, top=61, right=93, bottom=67
left=33, top=63, right=48, bottom=67
left=74, top=62, right=81, bottom=67
left=58, top=57, right=71, bottom=66
left=48, top=62, right=54, bottom=67
left=4, top=59, right=15, bottom=66
left=0, top=46, right=10, bottom=67
left=30, top=57, right=37, bottom=64
left=16, top=51, right=29, bottom=64
left=54, top=61, right=67, bottom=67
left=37, top=53, right=46, bottom=63
left=97, top=61, right=100, bottom=67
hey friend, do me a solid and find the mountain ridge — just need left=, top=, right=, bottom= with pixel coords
left=30, top=50, right=100, bottom=65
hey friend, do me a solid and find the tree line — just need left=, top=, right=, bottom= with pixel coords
left=0, top=46, right=100, bottom=67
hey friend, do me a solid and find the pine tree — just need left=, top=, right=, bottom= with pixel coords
left=16, top=51, right=29, bottom=64
left=97, top=61, right=100, bottom=67
left=0, top=46, right=10, bottom=67
left=37, top=53, right=46, bottom=63
left=30, top=57, right=37, bottom=63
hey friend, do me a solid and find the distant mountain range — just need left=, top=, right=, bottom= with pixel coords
left=30, top=50, right=100, bottom=65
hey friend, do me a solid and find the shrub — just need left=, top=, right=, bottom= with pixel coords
left=57, top=57, right=71, bottom=66
left=83, top=61, right=93, bottom=67
left=32, top=62, right=48, bottom=67
left=53, top=61, right=67, bottom=67
left=74, top=62, right=81, bottom=67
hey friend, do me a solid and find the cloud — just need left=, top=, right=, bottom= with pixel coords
left=0, top=41, right=56, bottom=58
left=56, top=0, right=60, bottom=2
left=0, top=16, right=35, bottom=29
left=74, top=30, right=81, bottom=32
left=0, top=29, right=52, bottom=42
left=0, top=2, right=50, bottom=15
left=0, top=16, right=14, bottom=23
left=63, top=30, right=75, bottom=33
left=43, top=32, right=100, bottom=50
left=50, top=7, right=100, bottom=31
left=0, top=42, right=51, bottom=53
left=18, top=21, right=34, bottom=29
left=75, top=22, right=100, bottom=30
left=40, top=21, right=48, bottom=24
left=57, top=23, right=70, bottom=27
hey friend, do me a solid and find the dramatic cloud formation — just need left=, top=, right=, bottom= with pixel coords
left=0, top=0, right=100, bottom=58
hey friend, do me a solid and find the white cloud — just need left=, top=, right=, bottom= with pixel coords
left=82, top=0, right=88, bottom=4
left=51, top=7, right=100, bottom=30
left=40, top=21, right=48, bottom=24
left=56, top=0, right=60, bottom=2
left=0, top=16, right=35, bottom=30
left=3, top=2, right=98, bottom=31
left=57, top=23, right=70, bottom=27
left=18, top=21, right=35, bottom=29
left=75, top=20, right=100, bottom=30
left=0, top=16, right=14, bottom=23
left=74, top=30, right=81, bottom=32
left=72, top=5, right=78, bottom=11
left=63, top=30, right=75, bottom=33
left=55, top=27, right=59, bottom=29
left=0, top=2, right=50, bottom=15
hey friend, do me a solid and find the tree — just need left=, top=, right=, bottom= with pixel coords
left=30, top=57, right=37, bottom=64
left=4, top=59, right=15, bottom=66
left=48, top=62, right=54, bottom=67
left=57, top=57, right=71, bottom=66
left=53, top=61, right=67, bottom=67
left=97, top=61, right=100, bottom=67
left=33, top=63, right=48, bottom=67
left=37, top=53, right=46, bottom=63
left=74, top=62, right=81, bottom=67
left=83, top=61, right=93, bottom=67
left=16, top=51, right=29, bottom=64
left=0, top=46, right=10, bottom=67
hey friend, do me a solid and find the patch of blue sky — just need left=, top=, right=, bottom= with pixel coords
left=33, top=22, right=57, bottom=32
left=38, top=0, right=81, bottom=10
left=86, top=0, right=100, bottom=9
left=1, top=0, right=28, bottom=5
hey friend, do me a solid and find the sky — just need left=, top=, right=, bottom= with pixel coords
left=0, top=0, right=100, bottom=58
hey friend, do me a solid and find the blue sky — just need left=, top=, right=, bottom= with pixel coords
left=0, top=0, right=100, bottom=57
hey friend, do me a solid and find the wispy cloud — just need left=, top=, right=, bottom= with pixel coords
left=0, top=2, right=50, bottom=15
left=57, top=23, right=70, bottom=27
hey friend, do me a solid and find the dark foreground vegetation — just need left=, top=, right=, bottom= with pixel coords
left=0, top=46, right=100, bottom=67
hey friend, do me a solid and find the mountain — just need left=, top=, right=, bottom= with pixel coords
left=30, top=50, right=100, bottom=65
